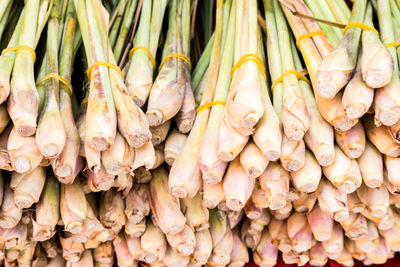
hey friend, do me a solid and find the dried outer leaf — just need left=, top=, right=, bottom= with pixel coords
left=131, top=141, right=155, bottom=171
left=0, top=126, right=13, bottom=171
left=125, top=217, right=146, bottom=238
left=17, top=241, right=36, bottom=267
left=82, top=200, right=113, bottom=243
left=114, top=173, right=133, bottom=197
left=59, top=232, right=84, bottom=263
left=244, top=199, right=262, bottom=220
left=134, top=167, right=152, bottom=184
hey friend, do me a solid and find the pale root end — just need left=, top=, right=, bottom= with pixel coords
left=310, top=260, right=327, bottom=266
left=227, top=198, right=244, bottom=211
left=286, top=160, right=302, bottom=172
left=105, top=162, right=122, bottom=175
left=364, top=70, right=384, bottom=88
left=203, top=170, right=222, bottom=185
left=178, top=244, right=195, bottom=256
left=142, top=254, right=158, bottom=264
left=371, top=207, right=386, bottom=218
left=285, top=124, right=304, bottom=141
left=244, top=236, right=257, bottom=249
left=315, top=233, right=330, bottom=242
left=128, top=133, right=149, bottom=148
left=269, top=199, right=286, bottom=210
left=133, top=97, right=145, bottom=108
left=316, top=147, right=335, bottom=167
left=316, top=79, right=336, bottom=99
left=171, top=186, right=188, bottom=198
left=299, top=182, right=318, bottom=193
left=13, top=156, right=31, bottom=174
left=195, top=253, right=210, bottom=263
left=293, top=243, right=309, bottom=253
left=65, top=255, right=80, bottom=263
left=243, top=113, right=258, bottom=129
left=279, top=243, right=292, bottom=253
left=96, top=180, right=115, bottom=191
left=33, top=230, right=53, bottom=242
left=213, top=254, right=230, bottom=265
left=350, top=205, right=365, bottom=213
left=90, top=137, right=109, bottom=151
left=16, top=125, right=36, bottom=137
left=339, top=180, right=357, bottom=194
left=152, top=135, right=162, bottom=146
left=0, top=217, right=17, bottom=228
left=334, top=117, right=355, bottom=132
left=345, top=104, right=365, bottom=120
left=14, top=195, right=34, bottom=209
left=379, top=110, right=400, bottom=126
left=246, top=211, right=261, bottom=220
left=43, top=144, right=60, bottom=158
left=55, top=165, right=73, bottom=178
left=347, top=229, right=365, bottom=240
left=146, top=110, right=163, bottom=127
left=365, top=179, right=382, bottom=189
left=359, top=242, right=375, bottom=253
left=218, top=151, right=234, bottom=162
left=177, top=120, right=193, bottom=134
left=265, top=150, right=280, bottom=162
left=347, top=146, right=364, bottom=159
left=202, top=199, right=217, bottom=209
left=334, top=210, right=349, bottom=222
left=296, top=207, right=310, bottom=213
left=165, top=156, right=176, bottom=166
left=65, top=222, right=83, bottom=234
left=247, top=166, right=262, bottom=178
left=324, top=244, right=339, bottom=254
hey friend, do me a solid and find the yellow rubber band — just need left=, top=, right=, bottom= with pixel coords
left=87, top=61, right=121, bottom=80
left=271, top=70, right=311, bottom=90
left=159, top=54, right=192, bottom=71
left=296, top=31, right=326, bottom=49
left=197, top=101, right=225, bottom=113
left=129, top=46, right=156, bottom=69
left=230, top=54, right=266, bottom=80
left=36, top=73, right=73, bottom=96
left=1, top=45, right=36, bottom=62
left=343, top=22, right=379, bottom=35
left=385, top=41, right=400, bottom=48
left=80, top=97, right=88, bottom=107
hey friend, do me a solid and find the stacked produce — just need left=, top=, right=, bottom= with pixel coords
left=1, top=0, right=400, bottom=266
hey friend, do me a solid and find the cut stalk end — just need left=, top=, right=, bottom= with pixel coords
left=226, top=198, right=244, bottom=211
left=171, top=186, right=188, bottom=198
left=378, top=110, right=400, bottom=126
left=203, top=170, right=222, bottom=185
left=13, top=156, right=31, bottom=174
left=146, top=110, right=163, bottom=127
left=90, top=137, right=109, bottom=151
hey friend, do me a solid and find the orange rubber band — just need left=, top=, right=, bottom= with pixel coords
left=296, top=31, right=326, bottom=48
left=197, top=101, right=225, bottom=113
left=129, top=46, right=156, bottom=69
left=385, top=41, right=400, bottom=48
left=159, top=54, right=192, bottom=71
left=343, top=22, right=379, bottom=35
left=230, top=54, right=266, bottom=80
left=36, top=73, right=73, bottom=96
left=87, top=61, right=121, bottom=80
left=1, top=45, right=36, bottom=62
left=271, top=70, right=311, bottom=90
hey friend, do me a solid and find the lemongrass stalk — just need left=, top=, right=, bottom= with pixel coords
left=373, top=0, right=400, bottom=126
left=59, top=232, right=84, bottom=262
left=280, top=136, right=305, bottom=172
left=139, top=220, right=167, bottom=263
left=164, top=129, right=187, bottom=166
left=310, top=242, right=328, bottom=266
left=192, top=229, right=212, bottom=265
left=275, top=0, right=310, bottom=140
left=323, top=145, right=362, bottom=193
left=228, top=229, right=248, bottom=266
left=198, top=0, right=234, bottom=185
left=166, top=224, right=195, bottom=256
left=36, top=0, right=66, bottom=159
left=384, top=155, right=400, bottom=193
left=306, top=204, right=333, bottom=242
left=7, top=127, right=43, bottom=174
left=0, top=182, right=22, bottom=229
left=125, top=217, right=146, bottom=237
left=321, top=222, right=343, bottom=254
left=335, top=123, right=366, bottom=160
left=87, top=166, right=115, bottom=192
left=113, top=0, right=139, bottom=63
left=357, top=183, right=389, bottom=218
left=124, top=183, right=150, bottom=225
left=363, top=114, right=400, bottom=156
left=7, top=0, right=41, bottom=136
left=32, top=175, right=59, bottom=242
left=362, top=4, right=393, bottom=88
left=0, top=126, right=12, bottom=171
left=290, top=150, right=321, bottom=193
left=363, top=206, right=394, bottom=230
left=250, top=180, right=268, bottom=209
left=222, top=158, right=255, bottom=211
left=356, top=140, right=383, bottom=188
left=226, top=210, right=242, bottom=230
left=380, top=220, right=400, bottom=251
left=354, top=220, right=379, bottom=252
left=0, top=0, right=12, bottom=37
left=82, top=200, right=112, bottom=243
left=126, top=232, right=142, bottom=260
left=131, top=140, right=155, bottom=171
left=99, top=189, right=126, bottom=234
left=317, top=179, right=349, bottom=222
left=16, top=241, right=36, bottom=267
left=0, top=105, right=9, bottom=136
left=268, top=218, right=291, bottom=252
left=347, top=191, right=366, bottom=213
left=208, top=209, right=233, bottom=266
left=304, top=0, right=343, bottom=45
left=253, top=229, right=278, bottom=267
left=272, top=207, right=294, bottom=226
left=10, top=166, right=46, bottom=209
left=163, top=245, right=190, bottom=267
left=151, top=121, right=171, bottom=146
left=239, top=140, right=268, bottom=178
left=282, top=250, right=309, bottom=266
left=93, top=241, right=114, bottom=265
left=287, top=213, right=313, bottom=253
left=150, top=167, right=186, bottom=235
left=202, top=180, right=224, bottom=209
left=109, top=0, right=128, bottom=48
left=259, top=162, right=289, bottom=210
left=60, top=181, right=87, bottom=234
left=181, top=193, right=209, bottom=231
left=244, top=200, right=262, bottom=220
left=101, top=132, right=131, bottom=175
left=74, top=0, right=117, bottom=151
left=192, top=38, right=214, bottom=96
left=293, top=192, right=317, bottom=213
left=326, top=0, right=350, bottom=24
left=114, top=233, right=137, bottom=267
left=315, top=0, right=366, bottom=99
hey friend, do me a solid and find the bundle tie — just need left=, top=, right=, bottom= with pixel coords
left=385, top=41, right=400, bottom=48
left=197, top=101, right=225, bottom=113
left=159, top=54, right=192, bottom=71
left=230, top=54, right=266, bottom=80
left=87, top=61, right=121, bottom=80
left=271, top=70, right=311, bottom=90
left=129, top=46, right=156, bottom=69
left=296, top=31, right=326, bottom=49
left=1, top=45, right=36, bottom=62
left=36, top=73, right=73, bottom=96
left=343, top=22, right=379, bottom=35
